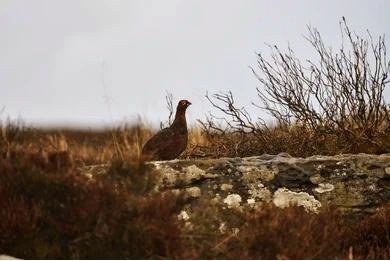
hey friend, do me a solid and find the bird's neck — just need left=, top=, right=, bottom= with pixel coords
left=172, top=109, right=187, bottom=129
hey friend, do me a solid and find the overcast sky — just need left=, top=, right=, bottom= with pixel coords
left=1, top=0, right=389, bottom=128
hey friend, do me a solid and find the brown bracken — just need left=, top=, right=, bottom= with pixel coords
left=140, top=100, right=191, bottom=161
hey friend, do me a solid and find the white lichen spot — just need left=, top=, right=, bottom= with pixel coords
left=273, top=188, right=321, bottom=213
left=84, top=173, right=93, bottom=179
left=178, top=210, right=190, bottom=221
left=238, top=165, right=277, bottom=182
left=155, top=163, right=216, bottom=188
left=247, top=198, right=256, bottom=205
left=170, top=189, right=181, bottom=195
left=184, top=221, right=193, bottom=230
left=237, top=166, right=254, bottom=173
left=219, top=223, right=227, bottom=233
left=177, top=210, right=194, bottom=229
left=232, top=227, right=240, bottom=235
left=314, top=183, right=335, bottom=193
left=223, top=194, right=242, bottom=208
left=368, top=184, right=376, bottom=191
left=247, top=183, right=272, bottom=202
left=186, top=187, right=201, bottom=198
left=185, top=165, right=206, bottom=177
left=221, top=183, right=233, bottom=191
left=211, top=193, right=222, bottom=204
left=219, top=223, right=239, bottom=234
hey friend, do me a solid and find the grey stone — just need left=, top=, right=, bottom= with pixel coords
left=80, top=153, right=390, bottom=218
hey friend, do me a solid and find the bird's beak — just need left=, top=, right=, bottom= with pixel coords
left=188, top=102, right=192, bottom=106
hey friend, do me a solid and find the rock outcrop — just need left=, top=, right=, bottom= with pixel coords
left=152, top=153, right=390, bottom=217
left=82, top=153, right=390, bottom=218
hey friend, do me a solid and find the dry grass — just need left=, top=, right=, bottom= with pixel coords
left=1, top=121, right=390, bottom=259
left=1, top=113, right=388, bottom=166
left=184, top=204, right=347, bottom=259
left=197, top=122, right=390, bottom=158
left=0, top=134, right=186, bottom=259
left=345, top=204, right=390, bottom=259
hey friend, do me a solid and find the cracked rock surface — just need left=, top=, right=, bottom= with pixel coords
left=82, top=153, right=390, bottom=218
left=147, top=153, right=390, bottom=217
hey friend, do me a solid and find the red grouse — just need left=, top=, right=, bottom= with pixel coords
left=141, top=100, right=191, bottom=161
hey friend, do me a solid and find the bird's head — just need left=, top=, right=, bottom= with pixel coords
left=177, top=99, right=192, bottom=111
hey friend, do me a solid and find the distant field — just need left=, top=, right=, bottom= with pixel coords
left=1, top=119, right=388, bottom=168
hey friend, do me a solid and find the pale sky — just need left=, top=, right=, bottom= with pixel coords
left=1, top=0, right=389, bottom=128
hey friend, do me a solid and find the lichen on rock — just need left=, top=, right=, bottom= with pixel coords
left=273, top=188, right=322, bottom=213
left=223, top=194, right=242, bottom=209
left=80, top=153, right=390, bottom=218
left=314, top=183, right=335, bottom=194
left=153, top=162, right=217, bottom=188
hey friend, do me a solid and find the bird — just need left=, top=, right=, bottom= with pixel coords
left=140, top=99, right=191, bottom=161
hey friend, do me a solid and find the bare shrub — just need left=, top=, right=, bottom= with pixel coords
left=161, top=92, right=174, bottom=129
left=254, top=17, right=389, bottom=143
left=199, top=18, right=390, bottom=157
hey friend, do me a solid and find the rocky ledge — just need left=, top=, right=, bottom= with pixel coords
left=150, top=153, right=390, bottom=217
left=82, top=153, right=390, bottom=218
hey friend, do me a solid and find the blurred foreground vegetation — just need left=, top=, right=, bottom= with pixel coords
left=0, top=122, right=390, bottom=259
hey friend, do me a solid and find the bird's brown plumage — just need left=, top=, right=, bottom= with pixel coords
left=140, top=100, right=191, bottom=161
